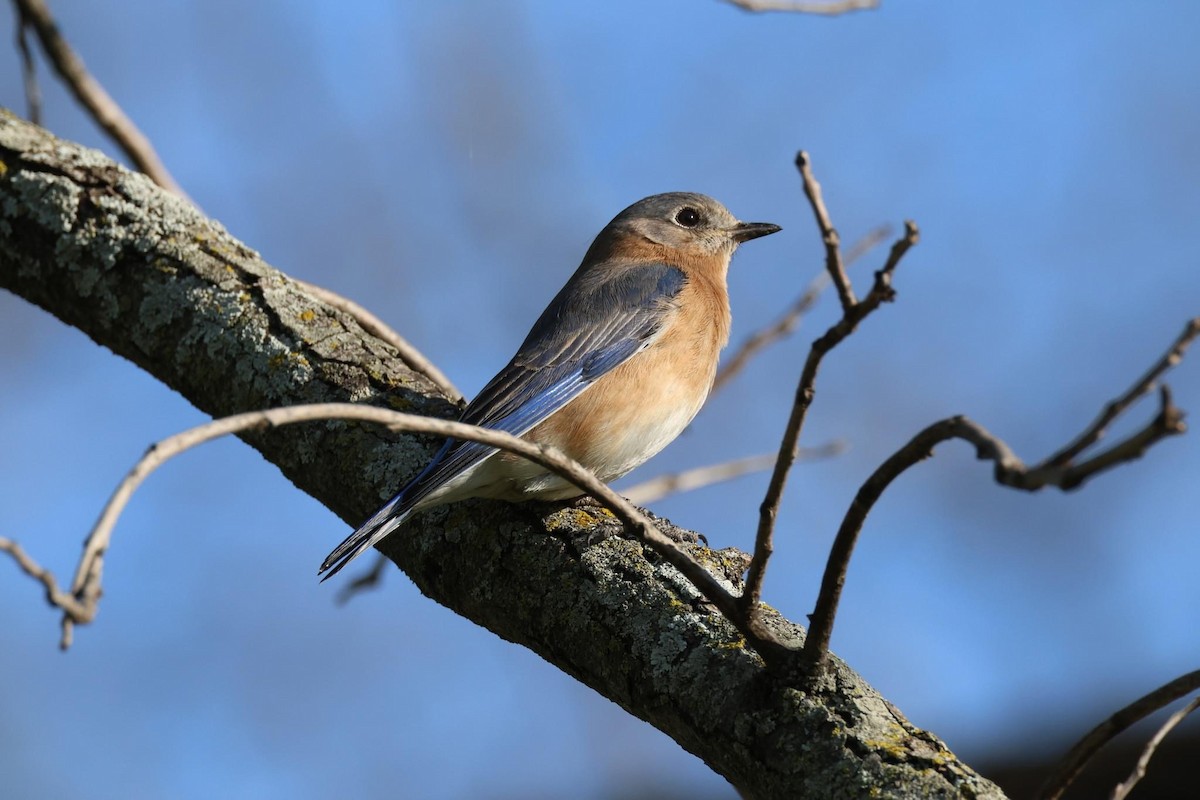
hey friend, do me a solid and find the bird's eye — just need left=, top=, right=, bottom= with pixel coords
left=674, top=207, right=701, bottom=228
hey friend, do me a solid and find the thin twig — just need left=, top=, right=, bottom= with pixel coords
left=1111, top=695, right=1200, bottom=800
left=796, top=151, right=855, bottom=311
left=714, top=224, right=890, bottom=392
left=291, top=278, right=463, bottom=402
left=2, top=403, right=786, bottom=659
left=725, top=0, right=880, bottom=15
left=742, top=156, right=919, bottom=644
left=0, top=536, right=89, bottom=621
left=13, top=2, right=41, bottom=124
left=1037, top=670, right=1200, bottom=800
left=623, top=442, right=844, bottom=506
left=1041, top=317, right=1200, bottom=470
left=800, top=322, right=1194, bottom=677
left=12, top=0, right=186, bottom=197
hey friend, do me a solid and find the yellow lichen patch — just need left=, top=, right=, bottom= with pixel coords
left=861, top=723, right=937, bottom=762
left=268, top=351, right=310, bottom=371
left=689, top=545, right=752, bottom=581
left=0, top=159, right=8, bottom=177
left=299, top=309, right=316, bottom=322
left=863, top=737, right=911, bottom=760
left=543, top=508, right=603, bottom=532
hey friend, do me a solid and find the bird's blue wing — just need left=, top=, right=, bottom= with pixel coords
left=319, top=262, right=686, bottom=579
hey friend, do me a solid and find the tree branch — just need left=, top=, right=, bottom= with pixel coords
left=11, top=0, right=185, bottom=197
left=713, top=224, right=890, bottom=393
left=0, top=111, right=1006, bottom=799
left=12, top=1, right=41, bottom=124
left=799, top=320, right=1194, bottom=675
left=801, top=365, right=1189, bottom=676
left=742, top=149, right=920, bottom=645
left=7, top=3, right=456, bottom=402
left=796, top=150, right=856, bottom=310
left=1111, top=695, right=1200, bottom=800
left=3, top=403, right=758, bottom=654
left=1037, top=669, right=1200, bottom=800
left=291, top=278, right=464, bottom=403
left=622, top=442, right=844, bottom=506
left=725, top=0, right=881, bottom=16
left=1039, top=319, right=1200, bottom=472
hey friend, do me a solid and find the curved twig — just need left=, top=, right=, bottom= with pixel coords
left=800, top=319, right=1196, bottom=676
left=2, top=403, right=774, bottom=658
left=1041, top=318, right=1200, bottom=471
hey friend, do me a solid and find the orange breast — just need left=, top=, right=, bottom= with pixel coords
left=526, top=272, right=730, bottom=482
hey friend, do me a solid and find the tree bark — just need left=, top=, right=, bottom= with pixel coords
left=0, top=109, right=1007, bottom=800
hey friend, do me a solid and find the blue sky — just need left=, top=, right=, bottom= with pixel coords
left=2, top=2, right=1199, bottom=798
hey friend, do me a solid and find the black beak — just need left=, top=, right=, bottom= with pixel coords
left=731, top=221, right=782, bottom=243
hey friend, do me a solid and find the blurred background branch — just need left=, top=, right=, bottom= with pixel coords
left=725, top=0, right=880, bottom=15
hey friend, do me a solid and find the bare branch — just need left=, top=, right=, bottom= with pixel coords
left=8, top=4, right=456, bottom=406
left=0, top=536, right=89, bottom=641
left=291, top=278, right=464, bottom=403
left=714, top=224, right=890, bottom=392
left=796, top=150, right=855, bottom=310
left=800, top=323, right=1193, bottom=676
left=742, top=157, right=919, bottom=644
left=1040, top=317, right=1200, bottom=471
left=11, top=0, right=186, bottom=197
left=4, top=403, right=781, bottom=659
left=622, top=442, right=844, bottom=506
left=1111, top=695, right=1200, bottom=800
left=13, top=3, right=41, bottom=124
left=1036, top=669, right=1200, bottom=800
left=725, top=0, right=880, bottom=15
left=877, top=220, right=919, bottom=282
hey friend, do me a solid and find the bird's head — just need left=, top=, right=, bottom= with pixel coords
left=606, top=192, right=780, bottom=261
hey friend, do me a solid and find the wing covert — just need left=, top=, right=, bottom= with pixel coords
left=400, top=262, right=686, bottom=508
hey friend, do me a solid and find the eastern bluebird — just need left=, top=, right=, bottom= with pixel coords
left=320, top=192, right=780, bottom=579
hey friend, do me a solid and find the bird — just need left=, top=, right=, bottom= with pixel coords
left=320, top=192, right=780, bottom=580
